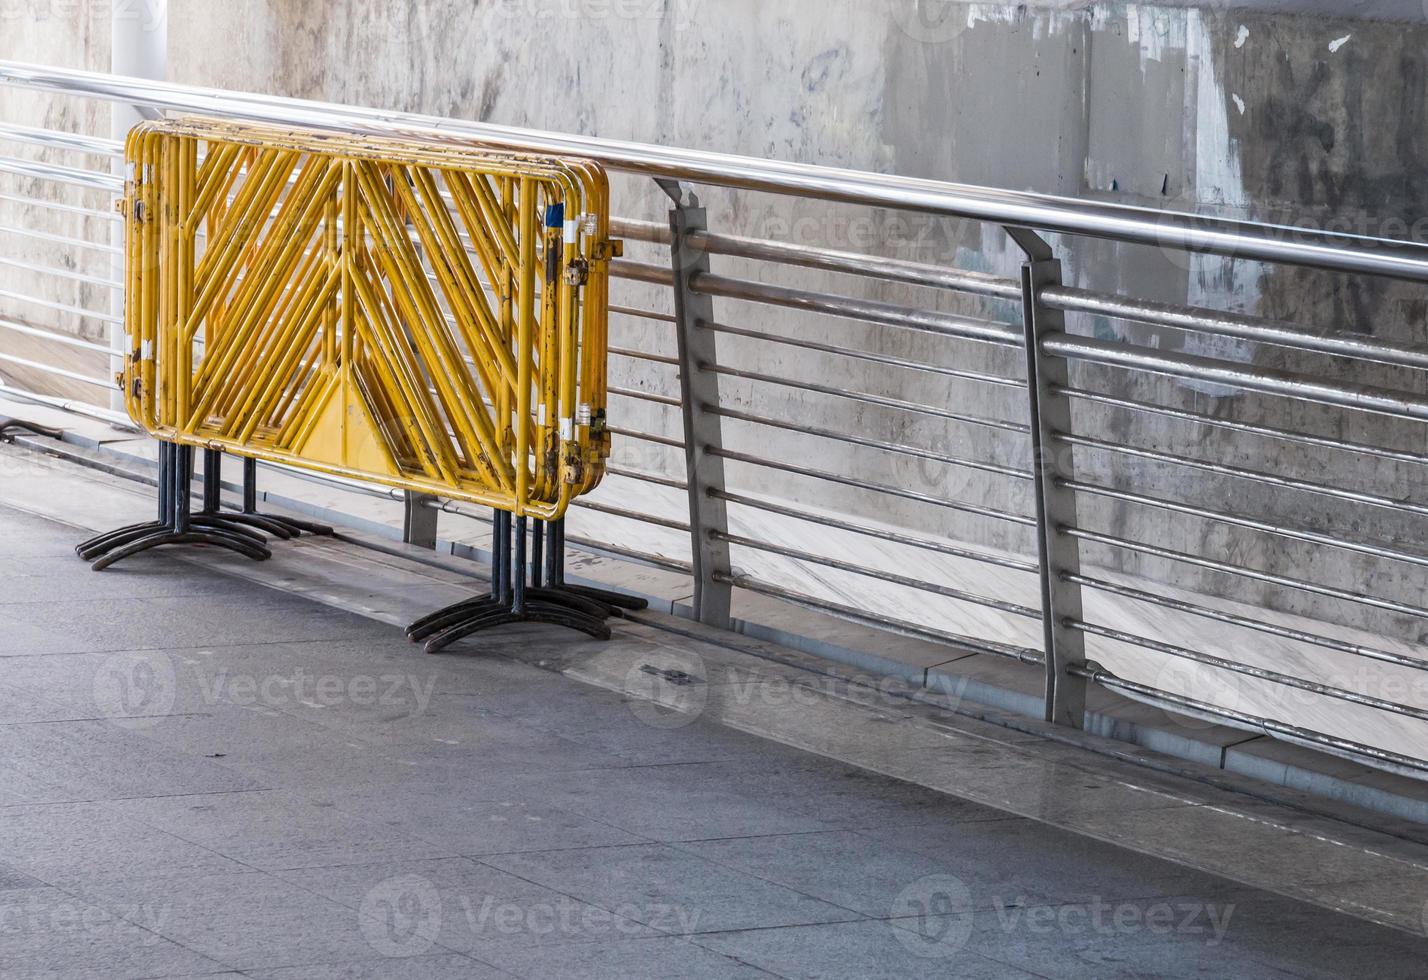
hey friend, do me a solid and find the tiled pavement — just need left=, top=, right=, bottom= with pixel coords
left=1, top=503, right=1427, bottom=978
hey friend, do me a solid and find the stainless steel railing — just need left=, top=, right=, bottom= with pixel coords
left=2, top=62, right=1428, bottom=779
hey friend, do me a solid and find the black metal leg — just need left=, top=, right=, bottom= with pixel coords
left=236, top=454, right=334, bottom=536
left=80, top=441, right=275, bottom=569
left=513, top=515, right=527, bottom=616
left=409, top=509, right=615, bottom=654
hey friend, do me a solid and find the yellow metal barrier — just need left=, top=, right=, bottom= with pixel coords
left=121, top=118, right=617, bottom=520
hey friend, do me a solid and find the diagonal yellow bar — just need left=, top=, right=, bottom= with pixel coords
left=122, top=117, right=617, bottom=520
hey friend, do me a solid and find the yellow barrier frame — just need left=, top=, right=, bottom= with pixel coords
left=123, top=118, right=617, bottom=520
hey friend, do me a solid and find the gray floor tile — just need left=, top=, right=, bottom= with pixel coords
left=859, top=813, right=1243, bottom=906
left=0, top=861, right=44, bottom=891
left=691, top=918, right=1041, bottom=979
left=0, top=801, right=247, bottom=885
left=940, top=894, right=1318, bottom=980
left=0, top=680, right=85, bottom=723
left=106, top=790, right=456, bottom=871
left=0, top=553, right=265, bottom=602
left=0, top=592, right=394, bottom=654
left=76, top=870, right=398, bottom=972
left=674, top=829, right=1056, bottom=917
left=247, top=953, right=514, bottom=979
left=689, top=757, right=1011, bottom=831
left=480, top=843, right=861, bottom=934
left=0, top=883, right=228, bottom=979
left=0, top=718, right=265, bottom=801
left=275, top=856, right=661, bottom=952
left=0, top=607, right=81, bottom=656
left=471, top=935, right=777, bottom=979
left=517, top=762, right=836, bottom=842
left=317, top=786, right=646, bottom=855
left=2, top=487, right=1426, bottom=980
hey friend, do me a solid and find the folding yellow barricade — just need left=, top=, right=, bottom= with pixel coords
left=120, top=118, right=617, bottom=520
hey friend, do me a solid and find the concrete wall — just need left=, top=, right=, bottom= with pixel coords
left=0, top=1, right=114, bottom=398
left=3, top=0, right=1426, bottom=658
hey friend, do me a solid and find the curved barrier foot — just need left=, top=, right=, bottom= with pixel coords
left=423, top=601, right=612, bottom=654
left=406, top=596, right=504, bottom=641
left=90, top=529, right=272, bottom=571
left=560, top=584, right=648, bottom=612
left=77, top=521, right=168, bottom=559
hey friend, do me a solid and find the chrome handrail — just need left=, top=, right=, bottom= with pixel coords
left=1, top=62, right=1427, bottom=780
left=3, top=60, right=1428, bottom=280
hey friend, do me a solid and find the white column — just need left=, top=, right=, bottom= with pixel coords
left=109, top=0, right=167, bottom=414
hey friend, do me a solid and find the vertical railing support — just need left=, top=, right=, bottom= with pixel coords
left=1007, top=227, right=1089, bottom=729
left=110, top=0, right=167, bottom=416
left=660, top=179, right=732, bottom=629
left=402, top=492, right=438, bottom=549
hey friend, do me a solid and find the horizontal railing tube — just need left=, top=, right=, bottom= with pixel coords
left=0, top=153, right=122, bottom=190
left=1065, top=478, right=1428, bottom=570
left=712, top=530, right=1043, bottom=620
left=610, top=259, right=672, bottom=285
left=713, top=570, right=1046, bottom=666
left=1073, top=619, right=1428, bottom=723
left=712, top=488, right=1040, bottom=574
left=1045, top=285, right=1428, bottom=370
left=1059, top=386, right=1428, bottom=468
left=0, top=122, right=122, bottom=155
left=1068, top=572, right=1428, bottom=673
left=0, top=191, right=121, bottom=220
left=690, top=271, right=1023, bottom=347
left=1065, top=525, right=1428, bottom=621
left=0, top=317, right=112, bottom=354
left=1044, top=333, right=1428, bottom=421
left=605, top=465, right=688, bottom=491
left=699, top=360, right=1029, bottom=435
left=1057, top=432, right=1428, bottom=517
left=710, top=447, right=1037, bottom=527
left=687, top=226, right=1023, bottom=300
left=708, top=403, right=1032, bottom=481
left=701, top=319, right=1025, bottom=388
left=573, top=499, right=690, bottom=533
left=10, top=62, right=1428, bottom=281
left=1072, top=665, right=1428, bottom=779
left=0, top=350, right=110, bottom=387
left=0, top=380, right=134, bottom=427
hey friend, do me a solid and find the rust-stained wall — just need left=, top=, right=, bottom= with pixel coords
left=3, top=1, right=1426, bottom=654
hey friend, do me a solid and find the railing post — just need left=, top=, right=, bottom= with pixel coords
left=1007, top=227, right=1088, bottom=729
left=402, top=492, right=439, bottom=550
left=110, top=0, right=167, bottom=416
left=660, top=179, right=732, bottom=629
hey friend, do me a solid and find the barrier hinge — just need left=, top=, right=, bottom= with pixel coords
left=562, top=258, right=589, bottom=287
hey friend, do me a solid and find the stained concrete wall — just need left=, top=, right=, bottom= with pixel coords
left=3, top=1, right=1427, bottom=656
